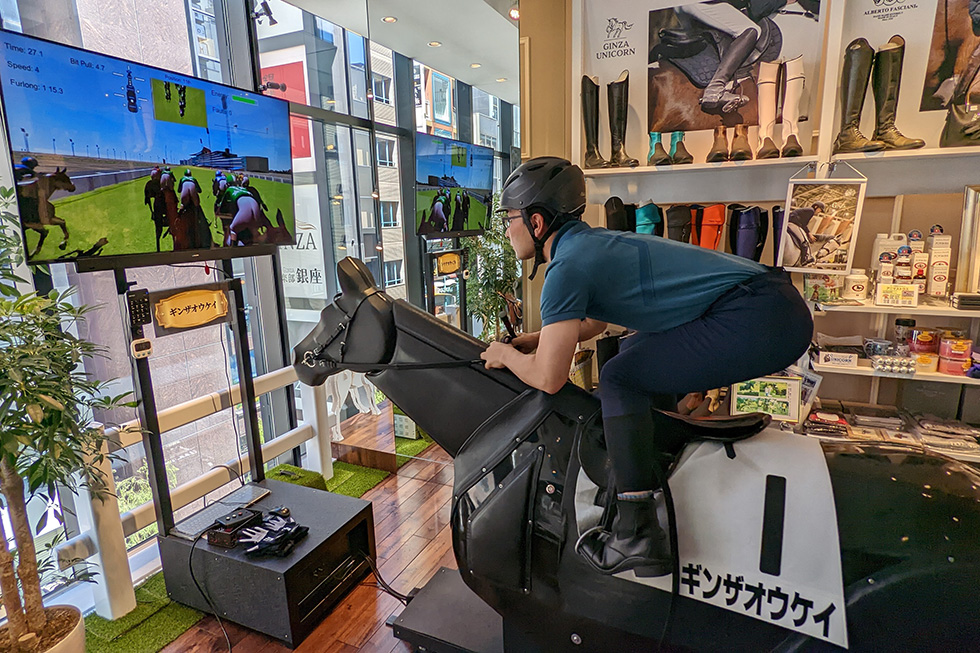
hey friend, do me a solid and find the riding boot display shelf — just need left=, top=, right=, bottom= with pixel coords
left=573, top=0, right=976, bottom=201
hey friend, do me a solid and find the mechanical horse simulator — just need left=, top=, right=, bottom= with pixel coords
left=295, top=258, right=980, bottom=652
left=0, top=29, right=295, bottom=269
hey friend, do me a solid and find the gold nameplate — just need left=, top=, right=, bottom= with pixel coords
left=154, top=288, right=229, bottom=330
left=436, top=252, right=461, bottom=275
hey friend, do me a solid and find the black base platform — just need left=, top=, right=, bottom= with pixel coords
left=392, top=567, right=504, bottom=653
left=160, top=478, right=375, bottom=647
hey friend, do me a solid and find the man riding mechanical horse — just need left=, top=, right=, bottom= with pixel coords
left=481, top=157, right=812, bottom=577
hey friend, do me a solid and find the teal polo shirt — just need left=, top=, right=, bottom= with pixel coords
left=540, top=221, right=766, bottom=333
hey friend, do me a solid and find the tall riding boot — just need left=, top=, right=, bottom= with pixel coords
left=700, top=29, right=758, bottom=114
left=756, top=60, right=781, bottom=159
left=582, top=76, right=610, bottom=168
left=669, top=131, right=694, bottom=164
left=872, top=36, right=926, bottom=150
left=781, top=55, right=806, bottom=157
left=666, top=204, right=693, bottom=242
left=648, top=132, right=671, bottom=165
left=730, top=124, right=753, bottom=160
left=706, top=125, right=729, bottom=162
left=833, top=38, right=886, bottom=153
left=608, top=71, right=640, bottom=167
left=576, top=414, right=671, bottom=577
left=771, top=206, right=785, bottom=266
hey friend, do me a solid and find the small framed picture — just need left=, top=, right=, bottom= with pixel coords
left=778, top=179, right=867, bottom=274
left=731, top=376, right=803, bottom=423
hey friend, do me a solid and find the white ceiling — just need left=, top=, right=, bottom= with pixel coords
left=285, top=0, right=520, bottom=105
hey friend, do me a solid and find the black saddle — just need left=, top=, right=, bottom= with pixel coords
left=578, top=410, right=771, bottom=488
left=650, top=19, right=782, bottom=89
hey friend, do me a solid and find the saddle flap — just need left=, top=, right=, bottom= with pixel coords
left=653, top=409, right=770, bottom=443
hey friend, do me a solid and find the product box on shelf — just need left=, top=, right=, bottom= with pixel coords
left=875, top=283, right=919, bottom=307
left=817, top=351, right=859, bottom=368
left=928, top=248, right=952, bottom=296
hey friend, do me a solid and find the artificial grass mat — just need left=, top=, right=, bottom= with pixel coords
left=84, top=572, right=202, bottom=653
left=267, top=462, right=328, bottom=490
left=323, top=460, right=390, bottom=496
left=395, top=431, right=436, bottom=467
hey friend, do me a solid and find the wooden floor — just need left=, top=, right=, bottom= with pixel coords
left=161, top=445, right=455, bottom=653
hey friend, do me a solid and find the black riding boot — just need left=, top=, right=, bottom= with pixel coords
left=576, top=414, right=672, bottom=577
left=700, top=29, right=758, bottom=114
left=578, top=496, right=671, bottom=577
left=608, top=71, right=640, bottom=167
left=872, top=36, right=925, bottom=150
left=582, top=76, right=610, bottom=168
left=833, top=38, right=886, bottom=153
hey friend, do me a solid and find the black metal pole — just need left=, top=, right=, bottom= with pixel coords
left=230, top=278, right=265, bottom=481
left=114, top=268, right=174, bottom=537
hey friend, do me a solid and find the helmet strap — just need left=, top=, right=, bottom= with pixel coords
left=522, top=208, right=562, bottom=281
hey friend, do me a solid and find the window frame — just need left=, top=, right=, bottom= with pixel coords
left=384, top=260, right=403, bottom=286
left=372, top=73, right=392, bottom=105
left=380, top=201, right=399, bottom=228
left=376, top=138, right=396, bottom=167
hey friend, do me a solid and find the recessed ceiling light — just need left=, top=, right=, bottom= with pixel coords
left=496, top=77, right=507, bottom=82
left=470, top=63, right=482, bottom=69
left=509, top=7, right=520, bottom=20
left=428, top=41, right=442, bottom=47
left=381, top=16, right=396, bottom=23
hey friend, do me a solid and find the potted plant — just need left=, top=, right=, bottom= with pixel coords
left=0, top=188, right=130, bottom=652
left=461, top=193, right=522, bottom=342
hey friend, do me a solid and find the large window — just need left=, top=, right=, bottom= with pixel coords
left=377, top=138, right=395, bottom=167
left=384, top=260, right=403, bottom=286
left=380, top=201, right=399, bottom=228
left=372, top=73, right=392, bottom=105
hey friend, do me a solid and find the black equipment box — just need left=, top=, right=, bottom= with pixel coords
left=392, top=567, right=503, bottom=653
left=160, top=479, right=375, bottom=647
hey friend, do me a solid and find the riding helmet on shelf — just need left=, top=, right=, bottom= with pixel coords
left=499, top=156, right=586, bottom=279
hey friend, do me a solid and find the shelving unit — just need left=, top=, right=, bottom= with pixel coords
left=813, top=300, right=980, bottom=318
left=811, top=359, right=980, bottom=386
left=584, top=157, right=818, bottom=205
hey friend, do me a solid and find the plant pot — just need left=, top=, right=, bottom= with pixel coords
left=42, top=606, right=84, bottom=653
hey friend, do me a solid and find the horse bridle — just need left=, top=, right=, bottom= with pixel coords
left=301, top=290, right=484, bottom=373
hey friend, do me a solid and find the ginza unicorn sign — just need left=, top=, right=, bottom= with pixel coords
left=597, top=16, right=636, bottom=59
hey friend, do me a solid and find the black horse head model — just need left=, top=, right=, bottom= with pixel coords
left=294, top=258, right=980, bottom=652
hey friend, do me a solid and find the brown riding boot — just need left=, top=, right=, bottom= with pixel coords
left=730, top=124, right=753, bottom=160
left=706, top=125, right=729, bottom=162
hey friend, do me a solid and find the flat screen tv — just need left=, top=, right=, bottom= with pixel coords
left=0, top=29, right=294, bottom=271
left=415, top=133, right=493, bottom=238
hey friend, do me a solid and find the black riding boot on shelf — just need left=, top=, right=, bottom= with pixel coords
left=871, top=36, right=925, bottom=150
left=576, top=414, right=672, bottom=577
left=700, top=29, right=757, bottom=114
left=608, top=71, right=640, bottom=167
left=582, top=75, right=610, bottom=168
left=833, top=38, right=886, bottom=153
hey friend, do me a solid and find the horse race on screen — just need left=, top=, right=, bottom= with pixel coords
left=0, top=30, right=295, bottom=265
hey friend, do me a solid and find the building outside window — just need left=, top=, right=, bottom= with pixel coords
left=372, top=73, right=392, bottom=105
left=384, top=260, right=403, bottom=286
left=380, top=201, right=399, bottom=227
left=377, top=138, right=396, bottom=167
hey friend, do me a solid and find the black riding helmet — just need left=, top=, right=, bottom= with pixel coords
left=499, top=157, right=586, bottom=279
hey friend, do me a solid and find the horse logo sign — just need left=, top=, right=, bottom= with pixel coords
left=606, top=17, right=633, bottom=40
